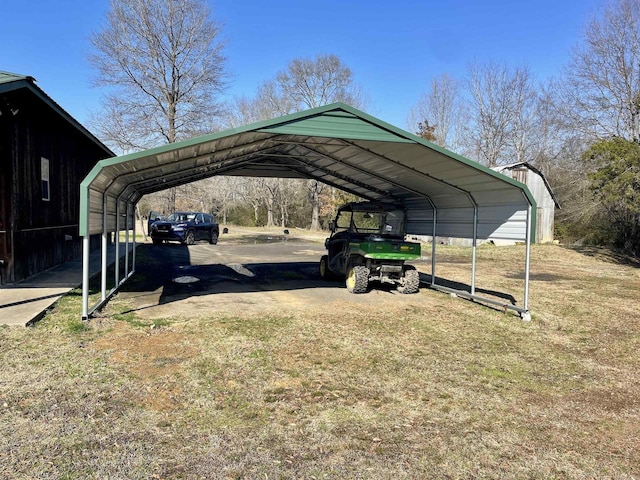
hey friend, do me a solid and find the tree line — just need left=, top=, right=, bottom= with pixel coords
left=89, top=0, right=640, bottom=255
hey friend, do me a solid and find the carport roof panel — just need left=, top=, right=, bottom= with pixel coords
left=80, top=103, right=535, bottom=238
left=257, top=110, right=414, bottom=142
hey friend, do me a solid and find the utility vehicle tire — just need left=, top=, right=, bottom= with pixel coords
left=397, top=265, right=420, bottom=294
left=185, top=230, right=196, bottom=245
left=209, top=230, right=218, bottom=245
left=319, top=255, right=333, bottom=280
left=346, top=265, right=369, bottom=293
left=152, top=238, right=162, bottom=245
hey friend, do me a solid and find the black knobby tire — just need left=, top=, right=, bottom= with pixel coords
left=152, top=238, right=162, bottom=245
left=209, top=230, right=219, bottom=245
left=397, top=265, right=420, bottom=294
left=346, top=265, right=369, bottom=294
left=185, top=230, right=196, bottom=245
left=319, top=255, right=332, bottom=280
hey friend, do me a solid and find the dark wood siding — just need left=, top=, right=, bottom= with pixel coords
left=0, top=103, right=13, bottom=284
left=1, top=87, right=111, bottom=283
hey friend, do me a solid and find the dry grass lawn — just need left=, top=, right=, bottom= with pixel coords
left=1, top=238, right=639, bottom=479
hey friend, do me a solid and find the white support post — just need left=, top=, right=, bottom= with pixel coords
left=115, top=201, right=120, bottom=286
left=101, top=194, right=108, bottom=301
left=81, top=234, right=90, bottom=321
left=431, top=208, right=437, bottom=286
left=524, top=203, right=532, bottom=312
left=132, top=202, right=136, bottom=273
left=124, top=202, right=130, bottom=277
left=471, top=206, right=478, bottom=295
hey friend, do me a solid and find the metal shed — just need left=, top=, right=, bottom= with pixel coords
left=79, top=103, right=536, bottom=321
left=492, top=162, right=560, bottom=243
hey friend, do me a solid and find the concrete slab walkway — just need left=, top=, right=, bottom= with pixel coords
left=0, top=243, right=132, bottom=326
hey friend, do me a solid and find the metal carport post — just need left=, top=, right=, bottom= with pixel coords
left=427, top=200, right=533, bottom=322
left=81, top=192, right=136, bottom=321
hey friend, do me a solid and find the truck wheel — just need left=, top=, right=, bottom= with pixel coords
left=209, top=230, right=218, bottom=245
left=152, top=238, right=162, bottom=245
left=185, top=230, right=195, bottom=245
left=397, top=266, right=420, bottom=294
left=346, top=265, right=369, bottom=293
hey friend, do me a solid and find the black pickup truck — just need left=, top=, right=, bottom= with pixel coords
left=149, top=211, right=219, bottom=245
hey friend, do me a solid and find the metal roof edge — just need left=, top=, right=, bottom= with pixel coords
left=86, top=103, right=364, bottom=170
left=0, top=70, right=34, bottom=85
left=492, top=162, right=561, bottom=209
left=330, top=104, right=538, bottom=211
left=82, top=102, right=538, bottom=209
left=0, top=74, right=114, bottom=158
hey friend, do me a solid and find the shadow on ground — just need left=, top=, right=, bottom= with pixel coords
left=113, top=244, right=341, bottom=309
left=566, top=245, right=640, bottom=267
left=419, top=273, right=518, bottom=306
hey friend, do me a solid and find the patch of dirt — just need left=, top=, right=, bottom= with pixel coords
left=92, top=322, right=198, bottom=412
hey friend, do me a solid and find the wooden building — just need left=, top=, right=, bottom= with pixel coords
left=0, top=71, right=113, bottom=284
left=492, top=162, right=560, bottom=243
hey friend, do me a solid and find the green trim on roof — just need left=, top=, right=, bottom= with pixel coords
left=0, top=70, right=32, bottom=86
left=257, top=111, right=414, bottom=142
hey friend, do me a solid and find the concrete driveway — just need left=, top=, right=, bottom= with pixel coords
left=0, top=243, right=130, bottom=326
left=110, top=233, right=433, bottom=322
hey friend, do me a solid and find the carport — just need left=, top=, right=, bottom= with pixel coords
left=79, top=103, right=536, bottom=321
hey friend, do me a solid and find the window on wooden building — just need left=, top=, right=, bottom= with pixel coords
left=41, top=157, right=50, bottom=201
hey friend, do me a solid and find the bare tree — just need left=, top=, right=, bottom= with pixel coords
left=89, top=0, right=228, bottom=152
left=461, top=61, right=536, bottom=166
left=275, top=54, right=368, bottom=229
left=262, top=178, right=280, bottom=227
left=526, top=80, right=568, bottom=174
left=408, top=73, right=460, bottom=149
left=277, top=178, right=305, bottom=228
left=226, top=81, right=294, bottom=128
left=560, top=0, right=640, bottom=142
left=276, top=54, right=368, bottom=110
left=208, top=176, right=243, bottom=224
left=508, top=68, right=539, bottom=163
left=225, top=53, right=367, bottom=230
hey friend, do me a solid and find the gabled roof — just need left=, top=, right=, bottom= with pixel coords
left=0, top=70, right=113, bottom=157
left=492, top=162, right=560, bottom=209
left=0, top=71, right=34, bottom=85
left=80, top=103, right=536, bottom=241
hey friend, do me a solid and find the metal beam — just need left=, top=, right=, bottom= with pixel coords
left=101, top=193, right=108, bottom=302
left=95, top=135, right=280, bottom=197
left=81, top=183, right=91, bottom=321
left=337, top=139, right=478, bottom=202
left=429, top=284, right=530, bottom=317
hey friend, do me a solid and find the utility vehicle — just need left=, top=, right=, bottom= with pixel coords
left=320, top=202, right=421, bottom=294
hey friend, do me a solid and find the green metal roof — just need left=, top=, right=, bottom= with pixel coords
left=0, top=71, right=33, bottom=86
left=80, top=103, right=536, bottom=241
left=258, top=110, right=414, bottom=142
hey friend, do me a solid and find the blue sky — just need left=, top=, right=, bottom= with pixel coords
left=1, top=0, right=603, bottom=132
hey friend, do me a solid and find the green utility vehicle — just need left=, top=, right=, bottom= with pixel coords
left=320, top=202, right=421, bottom=294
